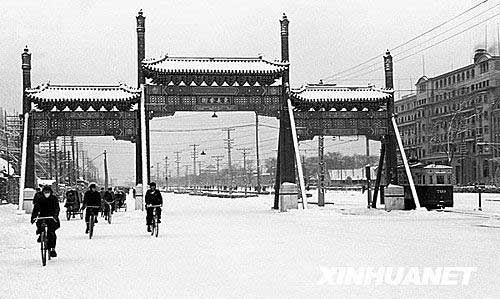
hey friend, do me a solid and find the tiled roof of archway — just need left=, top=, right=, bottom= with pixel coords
left=290, top=84, right=392, bottom=103
left=142, top=55, right=288, bottom=75
left=25, top=83, right=140, bottom=102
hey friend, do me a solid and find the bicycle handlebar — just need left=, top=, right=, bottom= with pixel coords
left=32, top=216, right=55, bottom=225
left=34, top=216, right=55, bottom=220
left=146, top=204, right=162, bottom=208
left=86, top=206, right=101, bottom=209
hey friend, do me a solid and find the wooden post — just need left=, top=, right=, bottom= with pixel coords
left=391, top=116, right=421, bottom=209
left=135, top=10, right=145, bottom=185
left=372, top=141, right=386, bottom=208
left=255, top=112, right=262, bottom=193
left=18, top=112, right=30, bottom=212
left=22, top=47, right=35, bottom=188
left=277, top=13, right=296, bottom=206
left=318, top=135, right=325, bottom=207
left=384, top=51, right=398, bottom=185
left=365, top=165, right=372, bottom=208
left=287, top=98, right=307, bottom=209
left=140, top=85, right=148, bottom=206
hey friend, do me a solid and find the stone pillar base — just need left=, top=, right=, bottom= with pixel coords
left=279, top=182, right=298, bottom=212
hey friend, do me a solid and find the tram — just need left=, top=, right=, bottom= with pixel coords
left=397, top=163, right=454, bottom=209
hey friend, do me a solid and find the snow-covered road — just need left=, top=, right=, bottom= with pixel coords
left=1, top=192, right=499, bottom=298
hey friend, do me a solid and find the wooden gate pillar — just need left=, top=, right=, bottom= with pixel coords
left=22, top=47, right=36, bottom=188
left=136, top=10, right=145, bottom=184
left=274, top=13, right=296, bottom=209
left=384, top=50, right=398, bottom=185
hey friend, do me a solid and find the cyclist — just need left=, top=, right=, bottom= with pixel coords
left=30, top=185, right=60, bottom=258
left=145, top=182, right=163, bottom=232
left=102, top=187, right=115, bottom=220
left=82, top=183, right=101, bottom=234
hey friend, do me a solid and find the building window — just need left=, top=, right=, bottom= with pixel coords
left=466, top=70, right=470, bottom=79
left=480, top=62, right=489, bottom=73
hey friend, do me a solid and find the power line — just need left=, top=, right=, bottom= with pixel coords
left=322, top=0, right=491, bottom=81
left=394, top=11, right=500, bottom=63
left=341, top=8, right=500, bottom=81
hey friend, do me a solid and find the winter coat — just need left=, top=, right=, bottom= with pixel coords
left=31, top=194, right=60, bottom=229
left=32, top=191, right=44, bottom=206
left=145, top=189, right=163, bottom=206
left=83, top=190, right=101, bottom=208
left=103, top=191, right=114, bottom=203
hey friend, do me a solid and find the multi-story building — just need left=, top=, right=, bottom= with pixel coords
left=395, top=49, right=500, bottom=185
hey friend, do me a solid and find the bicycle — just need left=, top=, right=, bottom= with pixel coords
left=104, top=201, right=114, bottom=224
left=85, top=206, right=101, bottom=239
left=33, top=216, right=55, bottom=266
left=147, top=204, right=162, bottom=238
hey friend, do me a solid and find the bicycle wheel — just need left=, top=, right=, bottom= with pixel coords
left=107, top=211, right=112, bottom=224
left=66, top=210, right=71, bottom=221
left=155, top=218, right=159, bottom=238
left=89, top=215, right=95, bottom=239
left=151, top=217, right=156, bottom=236
left=40, top=230, right=47, bottom=266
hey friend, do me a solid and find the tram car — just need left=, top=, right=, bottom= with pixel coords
left=397, top=163, right=454, bottom=210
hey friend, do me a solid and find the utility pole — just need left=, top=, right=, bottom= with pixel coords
left=255, top=112, right=262, bottom=193
left=238, top=148, right=251, bottom=196
left=223, top=128, right=235, bottom=193
left=184, top=165, right=190, bottom=187
left=103, top=150, right=109, bottom=189
left=71, top=136, right=76, bottom=185
left=80, top=150, right=85, bottom=181
left=175, top=151, right=181, bottom=191
left=53, top=139, right=59, bottom=189
left=62, top=136, right=67, bottom=184
left=318, top=135, right=325, bottom=207
left=66, top=151, right=71, bottom=185
left=366, top=136, right=372, bottom=208
left=212, top=155, right=224, bottom=193
left=48, top=140, right=53, bottom=179
left=190, top=144, right=199, bottom=188
left=75, top=141, right=79, bottom=182
left=299, top=148, right=312, bottom=187
left=164, top=156, right=168, bottom=190
left=198, top=161, right=202, bottom=186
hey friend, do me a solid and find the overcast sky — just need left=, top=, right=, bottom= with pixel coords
left=1, top=0, right=497, bottom=185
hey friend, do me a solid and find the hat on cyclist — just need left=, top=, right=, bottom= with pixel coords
left=42, top=185, right=52, bottom=193
left=89, top=183, right=97, bottom=189
left=149, top=182, right=156, bottom=187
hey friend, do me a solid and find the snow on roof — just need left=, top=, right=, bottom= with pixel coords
left=423, top=164, right=453, bottom=169
left=142, top=55, right=288, bottom=74
left=37, top=179, right=56, bottom=186
left=25, top=83, right=141, bottom=102
left=290, top=83, right=392, bottom=102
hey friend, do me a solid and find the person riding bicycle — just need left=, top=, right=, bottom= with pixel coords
left=64, top=189, right=80, bottom=211
left=145, top=182, right=163, bottom=232
left=30, top=185, right=60, bottom=258
left=102, top=187, right=115, bottom=220
left=82, top=183, right=101, bottom=234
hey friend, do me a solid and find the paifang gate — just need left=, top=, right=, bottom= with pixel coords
left=22, top=10, right=398, bottom=209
